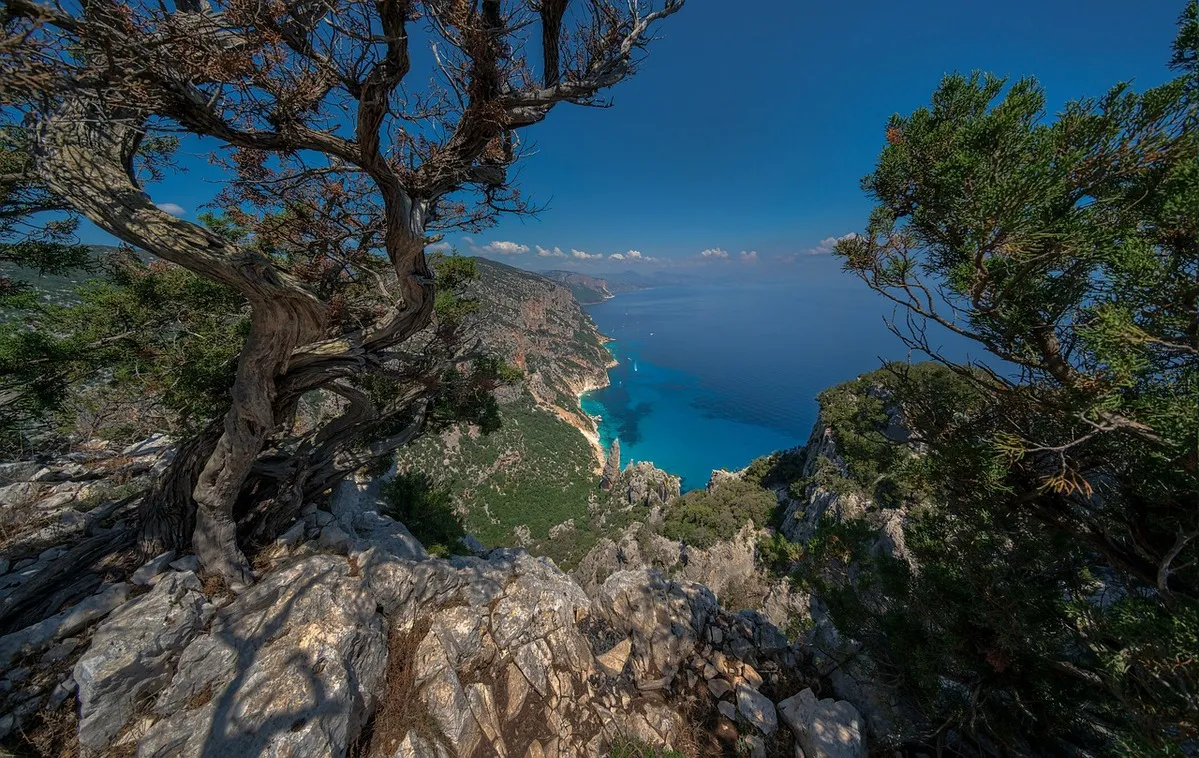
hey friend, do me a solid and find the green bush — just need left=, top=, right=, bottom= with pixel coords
left=380, top=472, right=466, bottom=557
left=660, top=478, right=778, bottom=548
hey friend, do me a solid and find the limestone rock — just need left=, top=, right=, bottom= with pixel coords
left=130, top=550, right=176, bottom=586
left=595, top=638, right=631, bottom=677
left=168, top=555, right=200, bottom=573
left=736, top=684, right=777, bottom=735
left=608, top=462, right=680, bottom=510
left=600, top=439, right=621, bottom=491
left=74, top=571, right=206, bottom=752
left=393, top=730, right=451, bottom=758
left=0, top=583, right=130, bottom=667
left=0, top=461, right=42, bottom=484
left=318, top=524, right=351, bottom=553
left=591, top=570, right=715, bottom=681
left=706, top=468, right=741, bottom=491
left=138, top=555, right=386, bottom=757
left=777, top=688, right=867, bottom=758
left=707, top=678, right=733, bottom=699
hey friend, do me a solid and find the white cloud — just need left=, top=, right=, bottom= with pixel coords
left=571, top=249, right=604, bottom=260
left=425, top=240, right=453, bottom=253
left=155, top=202, right=186, bottom=217
left=536, top=245, right=567, bottom=257
left=805, top=232, right=858, bottom=256
left=609, top=249, right=655, bottom=262
left=699, top=248, right=729, bottom=259
left=739, top=250, right=759, bottom=262
left=476, top=240, right=529, bottom=255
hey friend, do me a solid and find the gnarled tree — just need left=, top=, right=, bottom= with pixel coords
left=0, top=0, right=683, bottom=584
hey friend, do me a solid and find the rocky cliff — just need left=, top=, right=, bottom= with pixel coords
left=540, top=271, right=614, bottom=305
left=391, top=259, right=624, bottom=563
left=0, top=441, right=870, bottom=758
left=466, top=258, right=615, bottom=457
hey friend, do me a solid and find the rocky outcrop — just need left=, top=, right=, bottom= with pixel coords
left=0, top=435, right=881, bottom=757
left=775, top=425, right=869, bottom=544
left=466, top=258, right=613, bottom=443
left=575, top=522, right=753, bottom=594
left=768, top=383, right=925, bottom=744
left=74, top=570, right=209, bottom=752
left=141, top=555, right=385, bottom=757
left=600, top=439, right=620, bottom=491
left=606, top=461, right=680, bottom=510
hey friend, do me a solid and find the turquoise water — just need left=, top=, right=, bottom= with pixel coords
left=579, top=265, right=983, bottom=491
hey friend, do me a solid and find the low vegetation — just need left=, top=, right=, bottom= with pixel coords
left=380, top=473, right=466, bottom=558
left=659, top=479, right=778, bottom=549
left=394, top=393, right=600, bottom=559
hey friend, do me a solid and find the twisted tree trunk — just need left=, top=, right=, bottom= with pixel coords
left=138, top=418, right=222, bottom=557
left=32, top=103, right=325, bottom=583
left=33, top=99, right=436, bottom=582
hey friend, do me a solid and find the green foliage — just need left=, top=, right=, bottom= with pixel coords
left=742, top=447, right=806, bottom=490
left=822, top=16, right=1199, bottom=752
left=660, top=478, right=777, bottom=548
left=430, top=252, right=481, bottom=328
left=394, top=393, right=601, bottom=565
left=380, top=471, right=466, bottom=557
left=0, top=252, right=246, bottom=451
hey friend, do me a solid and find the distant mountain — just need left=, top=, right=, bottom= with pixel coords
left=541, top=270, right=614, bottom=303
left=541, top=269, right=668, bottom=302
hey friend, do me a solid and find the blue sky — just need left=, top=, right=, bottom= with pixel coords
left=95, top=0, right=1184, bottom=274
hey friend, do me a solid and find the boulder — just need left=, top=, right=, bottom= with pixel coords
left=736, top=684, right=777, bottom=735
left=595, top=638, right=631, bottom=677
left=74, top=571, right=207, bottom=752
left=0, top=461, right=42, bottom=484
left=590, top=570, right=715, bottom=680
left=137, top=555, right=387, bottom=757
left=777, top=688, right=867, bottom=758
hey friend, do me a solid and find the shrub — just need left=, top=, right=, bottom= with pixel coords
left=380, top=472, right=466, bottom=557
left=660, top=479, right=777, bottom=548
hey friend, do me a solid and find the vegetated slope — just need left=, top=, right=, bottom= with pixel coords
left=394, top=258, right=620, bottom=566
left=468, top=258, right=613, bottom=445
left=0, top=244, right=124, bottom=308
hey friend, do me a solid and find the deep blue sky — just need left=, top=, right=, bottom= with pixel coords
left=90, top=0, right=1184, bottom=273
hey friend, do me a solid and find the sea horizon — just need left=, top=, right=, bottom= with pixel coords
left=578, top=269, right=984, bottom=490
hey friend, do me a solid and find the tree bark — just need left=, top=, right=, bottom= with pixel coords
left=32, top=101, right=326, bottom=583
left=138, top=418, right=222, bottom=557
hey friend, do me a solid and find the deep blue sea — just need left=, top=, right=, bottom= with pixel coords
left=580, top=262, right=982, bottom=491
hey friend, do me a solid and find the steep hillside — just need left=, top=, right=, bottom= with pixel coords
left=393, top=259, right=624, bottom=565
left=0, top=244, right=125, bottom=308
left=467, top=258, right=614, bottom=453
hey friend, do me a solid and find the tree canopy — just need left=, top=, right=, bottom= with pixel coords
left=822, top=7, right=1199, bottom=752
left=0, top=0, right=684, bottom=583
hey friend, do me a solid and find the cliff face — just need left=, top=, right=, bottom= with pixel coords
left=468, top=259, right=615, bottom=460
left=392, top=259, right=622, bottom=562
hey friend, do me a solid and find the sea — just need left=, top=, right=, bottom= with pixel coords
left=579, top=261, right=982, bottom=491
